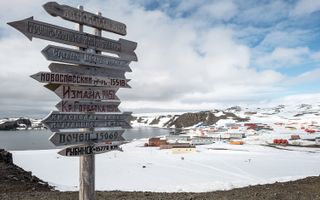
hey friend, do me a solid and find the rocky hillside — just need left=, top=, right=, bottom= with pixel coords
left=0, top=118, right=32, bottom=130
left=165, top=111, right=249, bottom=128
left=132, top=110, right=250, bottom=128
left=132, top=103, right=320, bottom=128
left=0, top=118, right=44, bottom=131
left=0, top=149, right=53, bottom=193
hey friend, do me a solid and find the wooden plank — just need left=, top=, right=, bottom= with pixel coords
left=49, top=63, right=126, bottom=78
left=31, top=71, right=130, bottom=88
left=56, top=100, right=120, bottom=113
left=49, top=129, right=125, bottom=146
left=42, top=45, right=132, bottom=72
left=51, top=85, right=120, bottom=101
left=42, top=111, right=132, bottom=131
left=43, top=2, right=126, bottom=35
left=7, top=17, right=137, bottom=61
left=58, top=143, right=122, bottom=156
left=80, top=155, right=94, bottom=200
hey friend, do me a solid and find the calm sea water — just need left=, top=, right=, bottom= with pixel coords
left=0, top=127, right=170, bottom=151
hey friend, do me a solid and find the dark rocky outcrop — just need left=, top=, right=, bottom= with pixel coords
left=0, top=118, right=32, bottom=130
left=149, top=116, right=165, bottom=125
left=0, top=149, right=54, bottom=193
left=166, top=111, right=249, bottom=128
left=0, top=149, right=13, bottom=164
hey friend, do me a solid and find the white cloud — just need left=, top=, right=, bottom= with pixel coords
left=290, top=0, right=320, bottom=17
left=0, top=0, right=318, bottom=116
left=256, top=30, right=312, bottom=50
left=195, top=0, right=238, bottom=21
left=237, top=1, right=290, bottom=25
left=284, top=68, right=320, bottom=85
left=255, top=47, right=310, bottom=68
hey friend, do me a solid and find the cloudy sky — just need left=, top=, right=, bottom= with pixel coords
left=0, top=0, right=320, bottom=117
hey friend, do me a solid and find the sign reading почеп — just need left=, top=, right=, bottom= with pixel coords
left=7, top=17, right=137, bottom=61
left=56, top=100, right=120, bottom=113
left=31, top=71, right=130, bottom=88
left=43, top=2, right=127, bottom=35
left=42, top=111, right=132, bottom=131
left=53, top=85, right=119, bottom=101
left=58, top=143, right=122, bottom=157
left=49, top=129, right=125, bottom=146
left=42, top=45, right=132, bottom=72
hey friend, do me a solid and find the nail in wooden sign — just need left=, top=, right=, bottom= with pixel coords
left=7, top=17, right=137, bottom=61
left=58, top=143, right=122, bottom=157
left=49, top=129, right=125, bottom=146
left=42, top=45, right=132, bottom=72
left=43, top=2, right=127, bottom=35
left=56, top=100, right=120, bottom=113
left=31, top=71, right=130, bottom=88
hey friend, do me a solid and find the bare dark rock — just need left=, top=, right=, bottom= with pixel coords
left=167, top=111, right=249, bottom=128
left=0, top=118, right=32, bottom=130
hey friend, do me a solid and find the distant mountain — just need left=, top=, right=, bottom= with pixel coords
left=0, top=118, right=43, bottom=131
left=132, top=103, right=320, bottom=128
left=1, top=103, right=319, bottom=130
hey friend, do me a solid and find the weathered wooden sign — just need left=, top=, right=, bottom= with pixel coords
left=31, top=71, right=130, bottom=88
left=9, top=3, right=138, bottom=200
left=43, top=2, right=127, bottom=35
left=53, top=85, right=119, bottom=101
left=49, top=129, right=125, bottom=146
left=49, top=63, right=126, bottom=78
left=42, top=111, right=132, bottom=131
left=58, top=143, right=121, bottom=157
left=42, top=45, right=132, bottom=72
left=7, top=17, right=137, bottom=61
left=56, top=100, right=120, bottom=113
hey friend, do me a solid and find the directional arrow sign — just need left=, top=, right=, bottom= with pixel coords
left=7, top=17, right=137, bottom=61
left=49, top=129, right=125, bottom=146
left=43, top=2, right=127, bottom=35
left=31, top=71, right=130, bottom=88
left=49, top=63, right=126, bottom=79
left=51, top=85, right=120, bottom=101
left=56, top=100, right=120, bottom=113
left=58, top=143, right=122, bottom=157
left=42, top=45, right=132, bottom=72
left=42, top=111, right=132, bottom=131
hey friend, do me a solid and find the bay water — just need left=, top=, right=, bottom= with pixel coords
left=0, top=127, right=170, bottom=151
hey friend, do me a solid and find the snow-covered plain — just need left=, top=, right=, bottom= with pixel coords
left=11, top=139, right=320, bottom=192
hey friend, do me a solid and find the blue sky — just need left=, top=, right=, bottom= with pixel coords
left=0, top=0, right=320, bottom=117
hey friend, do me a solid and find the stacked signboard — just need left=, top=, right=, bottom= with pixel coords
left=8, top=3, right=136, bottom=159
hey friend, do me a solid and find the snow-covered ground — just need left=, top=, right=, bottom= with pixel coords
left=11, top=139, right=320, bottom=192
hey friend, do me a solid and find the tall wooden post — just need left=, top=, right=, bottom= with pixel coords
left=78, top=5, right=96, bottom=200
left=79, top=144, right=95, bottom=200
left=8, top=3, right=136, bottom=200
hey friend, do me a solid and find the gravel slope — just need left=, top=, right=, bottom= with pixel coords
left=1, top=149, right=320, bottom=200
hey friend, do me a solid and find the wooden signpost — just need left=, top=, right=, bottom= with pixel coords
left=41, top=45, right=132, bottom=72
left=31, top=71, right=130, bottom=88
left=49, top=130, right=125, bottom=146
left=8, top=2, right=137, bottom=200
left=58, top=143, right=122, bottom=156
left=42, top=111, right=132, bottom=131
left=7, top=17, right=137, bottom=61
left=43, top=2, right=127, bottom=35
left=49, top=63, right=126, bottom=78
left=56, top=100, right=120, bottom=113
left=53, top=85, right=120, bottom=101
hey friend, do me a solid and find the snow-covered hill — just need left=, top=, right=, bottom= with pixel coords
left=131, top=103, right=320, bottom=129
